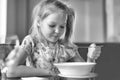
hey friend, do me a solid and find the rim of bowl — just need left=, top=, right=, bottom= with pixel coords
left=54, top=62, right=96, bottom=66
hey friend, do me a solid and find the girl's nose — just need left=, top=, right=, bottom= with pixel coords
left=55, top=27, right=60, bottom=33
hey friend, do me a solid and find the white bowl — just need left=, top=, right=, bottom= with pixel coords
left=54, top=62, right=96, bottom=76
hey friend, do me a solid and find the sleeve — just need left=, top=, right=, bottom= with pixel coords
left=64, top=43, right=84, bottom=62
left=63, top=43, right=77, bottom=59
left=20, top=35, right=34, bottom=54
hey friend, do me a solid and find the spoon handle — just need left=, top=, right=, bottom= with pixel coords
left=78, top=45, right=103, bottom=48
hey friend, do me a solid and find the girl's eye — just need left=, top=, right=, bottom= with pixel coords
left=60, top=26, right=65, bottom=29
left=49, top=25, right=55, bottom=28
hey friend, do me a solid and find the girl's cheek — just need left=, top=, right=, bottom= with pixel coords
left=60, top=28, right=65, bottom=33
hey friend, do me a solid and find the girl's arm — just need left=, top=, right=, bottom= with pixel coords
left=6, top=47, right=52, bottom=78
left=65, top=43, right=85, bottom=62
left=68, top=48, right=85, bottom=62
left=71, top=43, right=101, bottom=62
left=71, top=51, right=85, bottom=62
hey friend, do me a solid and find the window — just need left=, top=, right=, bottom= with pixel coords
left=0, top=0, right=7, bottom=43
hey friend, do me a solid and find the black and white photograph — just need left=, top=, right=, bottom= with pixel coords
left=0, top=0, right=120, bottom=80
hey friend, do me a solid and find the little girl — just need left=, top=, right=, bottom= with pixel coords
left=5, top=0, right=101, bottom=80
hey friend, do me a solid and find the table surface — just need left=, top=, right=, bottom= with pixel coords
left=1, top=73, right=97, bottom=80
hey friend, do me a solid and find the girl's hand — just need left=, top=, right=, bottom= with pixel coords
left=87, top=43, right=101, bottom=62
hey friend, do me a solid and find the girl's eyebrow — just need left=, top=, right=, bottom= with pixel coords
left=49, top=21, right=66, bottom=25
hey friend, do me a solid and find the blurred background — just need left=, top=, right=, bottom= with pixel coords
left=0, top=0, right=120, bottom=43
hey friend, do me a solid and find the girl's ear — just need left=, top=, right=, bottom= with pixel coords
left=37, top=16, right=41, bottom=27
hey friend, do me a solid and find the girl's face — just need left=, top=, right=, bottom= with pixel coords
left=39, top=12, right=67, bottom=43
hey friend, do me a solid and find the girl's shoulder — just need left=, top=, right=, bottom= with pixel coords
left=21, top=35, right=34, bottom=47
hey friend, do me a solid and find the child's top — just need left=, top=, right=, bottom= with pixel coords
left=20, top=35, right=82, bottom=79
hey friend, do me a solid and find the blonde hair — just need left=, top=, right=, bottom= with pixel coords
left=29, top=0, right=75, bottom=43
